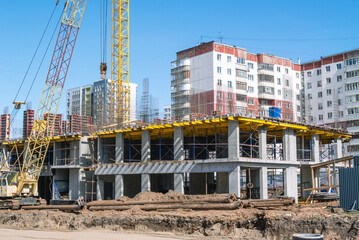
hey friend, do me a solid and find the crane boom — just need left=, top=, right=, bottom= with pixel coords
left=17, top=0, right=87, bottom=195
left=110, top=0, right=130, bottom=126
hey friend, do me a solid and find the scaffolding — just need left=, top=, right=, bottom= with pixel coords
left=266, top=130, right=283, bottom=160
left=297, top=133, right=312, bottom=162
left=81, top=169, right=96, bottom=202
left=239, top=122, right=259, bottom=158
left=54, top=142, right=79, bottom=166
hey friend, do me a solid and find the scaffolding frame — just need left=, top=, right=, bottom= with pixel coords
left=239, top=122, right=259, bottom=158
left=266, top=130, right=283, bottom=160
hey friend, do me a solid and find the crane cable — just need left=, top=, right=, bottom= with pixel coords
left=13, top=1, right=60, bottom=103
left=100, top=0, right=108, bottom=79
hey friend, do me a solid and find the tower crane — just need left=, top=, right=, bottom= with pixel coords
left=0, top=0, right=87, bottom=209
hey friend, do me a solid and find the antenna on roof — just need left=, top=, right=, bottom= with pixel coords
left=219, top=32, right=223, bottom=43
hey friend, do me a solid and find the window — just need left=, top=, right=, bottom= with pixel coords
left=277, top=78, right=281, bottom=85
left=217, top=92, right=222, bottom=99
left=278, top=89, right=282, bottom=95
left=236, top=69, right=247, bottom=78
left=338, top=87, right=342, bottom=93
left=346, top=70, right=359, bottom=78
left=286, top=102, right=290, bottom=108
left=228, top=93, right=233, bottom=100
left=307, top=71, right=312, bottom=77
left=317, top=69, right=322, bottom=75
left=218, top=105, right=223, bottom=111
left=318, top=103, right=323, bottom=110
left=326, top=77, right=331, bottom=84
left=337, top=63, right=342, bottom=69
left=296, top=72, right=299, bottom=78
left=346, top=57, right=359, bottom=66
left=248, top=62, right=254, bottom=69
left=227, top=56, right=231, bottom=62
left=258, top=86, right=274, bottom=95
left=337, top=75, right=342, bottom=82
left=328, top=112, right=333, bottom=119
left=217, top=67, right=222, bottom=73
left=248, top=98, right=254, bottom=105
left=297, top=105, right=301, bottom=111
left=296, top=83, right=299, bottom=90
left=236, top=81, right=246, bottom=90
left=327, top=101, right=332, bottom=107
left=296, top=94, right=300, bottom=100
left=346, top=82, right=359, bottom=91
left=317, top=81, right=322, bottom=87
left=327, top=89, right=332, bottom=95
left=217, top=79, right=222, bottom=86
left=307, top=83, right=312, bottom=89
left=248, top=74, right=254, bottom=81
left=248, top=86, right=254, bottom=93
left=228, top=81, right=232, bottom=87
left=326, top=66, right=331, bottom=72
left=339, top=111, right=344, bottom=117
left=227, top=68, right=232, bottom=75
left=308, top=93, right=312, bottom=99
left=278, top=101, right=282, bottom=107
left=338, top=99, right=342, bottom=106
left=285, top=80, right=289, bottom=87
left=277, top=66, right=281, bottom=72
left=348, top=107, right=359, bottom=115
left=217, top=54, right=221, bottom=61
left=236, top=94, right=247, bottom=102
left=261, top=100, right=268, bottom=105
left=236, top=57, right=245, bottom=64
left=319, top=115, right=323, bottom=120
left=285, top=68, right=289, bottom=74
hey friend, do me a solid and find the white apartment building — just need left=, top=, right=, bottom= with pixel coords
left=302, top=49, right=359, bottom=156
left=68, top=80, right=137, bottom=127
left=163, top=104, right=172, bottom=120
left=171, top=41, right=301, bottom=121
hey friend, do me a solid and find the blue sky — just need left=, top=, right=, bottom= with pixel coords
left=1, top=0, right=359, bottom=137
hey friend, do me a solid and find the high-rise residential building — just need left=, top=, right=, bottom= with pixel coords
left=93, top=79, right=112, bottom=126
left=163, top=105, right=172, bottom=120
left=43, top=113, right=63, bottom=136
left=0, top=114, right=11, bottom=140
left=23, top=109, right=35, bottom=138
left=62, top=120, right=68, bottom=134
left=66, top=85, right=93, bottom=118
left=68, top=115, right=92, bottom=133
left=171, top=41, right=301, bottom=121
left=301, top=49, right=359, bottom=156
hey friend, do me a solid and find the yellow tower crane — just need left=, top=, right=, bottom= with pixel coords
left=110, top=0, right=130, bottom=126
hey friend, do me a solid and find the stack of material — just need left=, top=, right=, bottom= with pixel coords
left=87, top=193, right=240, bottom=211
left=241, top=199, right=294, bottom=208
left=310, top=192, right=339, bottom=201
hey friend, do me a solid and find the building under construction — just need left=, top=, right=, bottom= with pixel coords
left=0, top=115, right=350, bottom=202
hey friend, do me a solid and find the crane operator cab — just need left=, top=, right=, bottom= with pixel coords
left=0, top=172, right=18, bottom=198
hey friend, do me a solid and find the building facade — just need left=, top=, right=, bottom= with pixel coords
left=171, top=41, right=301, bottom=121
left=23, top=109, right=34, bottom=138
left=0, top=114, right=10, bottom=141
left=66, top=85, right=93, bottom=118
left=302, top=49, right=359, bottom=156
left=163, top=104, right=172, bottom=120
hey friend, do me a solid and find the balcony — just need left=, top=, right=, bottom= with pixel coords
left=171, top=65, right=190, bottom=74
left=171, top=90, right=190, bottom=97
left=258, top=63, right=274, bottom=75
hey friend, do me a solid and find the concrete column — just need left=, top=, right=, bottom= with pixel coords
left=259, top=126, right=267, bottom=160
left=79, top=137, right=90, bottom=166
left=300, top=166, right=313, bottom=199
left=229, top=165, right=241, bottom=197
left=96, top=176, right=104, bottom=201
left=228, top=120, right=240, bottom=159
left=141, top=174, right=151, bottom=192
left=69, top=169, right=81, bottom=200
left=311, top=134, right=320, bottom=163
left=141, top=130, right=151, bottom=162
left=284, top=167, right=298, bottom=203
left=259, top=167, right=268, bottom=199
left=334, top=138, right=343, bottom=159
left=174, top=173, right=184, bottom=194
left=115, top=175, right=124, bottom=199
left=174, top=127, right=184, bottom=160
left=282, top=128, right=297, bottom=162
left=217, top=172, right=229, bottom=193
left=115, top=133, right=124, bottom=163
left=97, top=137, right=103, bottom=163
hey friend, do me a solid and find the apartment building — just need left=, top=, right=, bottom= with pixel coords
left=163, top=104, right=172, bottom=120
left=23, top=109, right=34, bottom=138
left=0, top=114, right=10, bottom=141
left=171, top=41, right=301, bottom=121
left=302, top=49, right=359, bottom=155
left=68, top=79, right=138, bottom=127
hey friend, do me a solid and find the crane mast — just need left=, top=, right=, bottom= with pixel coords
left=111, top=0, right=130, bottom=126
left=17, top=0, right=87, bottom=196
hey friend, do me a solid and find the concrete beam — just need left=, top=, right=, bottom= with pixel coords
left=311, top=134, right=320, bottom=163
left=229, top=165, right=240, bottom=197
left=115, top=175, right=124, bottom=199
left=173, top=173, right=184, bottom=194
left=141, top=130, right=151, bottom=162
left=259, top=167, right=268, bottom=199
left=259, top=126, right=267, bottom=160
left=228, top=120, right=240, bottom=159
left=174, top=127, right=184, bottom=161
left=115, top=133, right=124, bottom=163
left=284, top=167, right=298, bottom=203
left=283, top=128, right=297, bottom=162
left=141, top=174, right=151, bottom=192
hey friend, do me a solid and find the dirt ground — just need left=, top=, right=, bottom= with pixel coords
left=0, top=192, right=357, bottom=240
